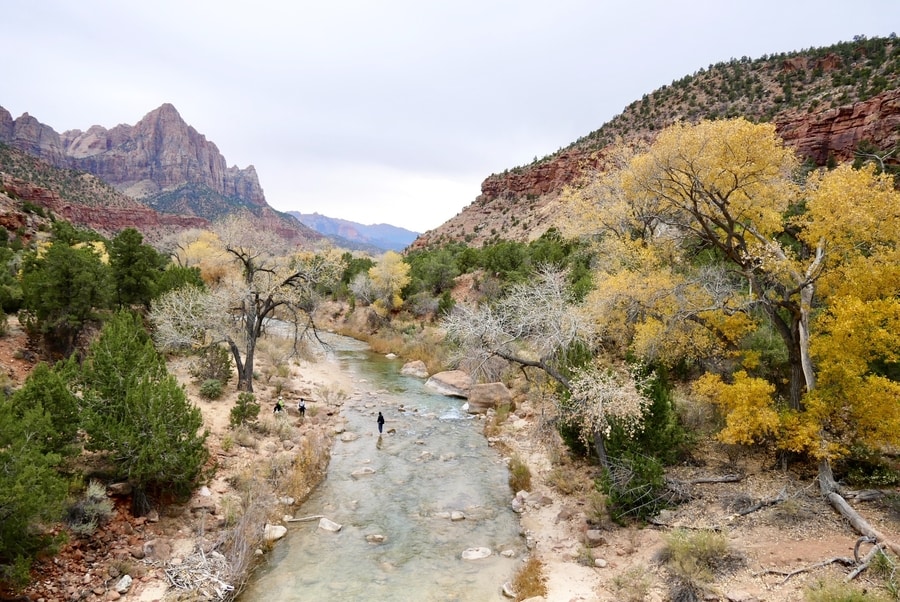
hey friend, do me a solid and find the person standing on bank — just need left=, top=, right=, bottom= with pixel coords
left=298, top=398, right=306, bottom=417
left=377, top=411, right=385, bottom=434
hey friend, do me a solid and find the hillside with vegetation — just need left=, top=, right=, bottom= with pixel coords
left=413, top=35, right=900, bottom=249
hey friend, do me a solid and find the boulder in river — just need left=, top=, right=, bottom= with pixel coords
left=425, top=370, right=471, bottom=398
left=401, top=360, right=429, bottom=378
left=318, top=517, right=343, bottom=532
left=461, top=546, right=492, bottom=560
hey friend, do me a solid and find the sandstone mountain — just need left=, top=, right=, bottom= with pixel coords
left=0, top=103, right=322, bottom=245
left=411, top=36, right=900, bottom=250
left=289, top=212, right=420, bottom=253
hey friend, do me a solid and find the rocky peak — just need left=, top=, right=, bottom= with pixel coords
left=0, top=104, right=321, bottom=245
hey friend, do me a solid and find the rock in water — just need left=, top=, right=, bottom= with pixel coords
left=461, top=547, right=491, bottom=560
left=319, top=517, right=343, bottom=532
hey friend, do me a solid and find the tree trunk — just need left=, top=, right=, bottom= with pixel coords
left=593, top=430, right=609, bottom=471
left=819, top=458, right=900, bottom=557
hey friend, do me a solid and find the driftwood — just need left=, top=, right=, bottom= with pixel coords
left=683, top=474, right=743, bottom=485
left=736, top=487, right=788, bottom=516
left=164, top=549, right=234, bottom=600
left=824, top=492, right=900, bottom=557
left=756, top=557, right=855, bottom=585
left=285, top=514, right=325, bottom=523
left=846, top=537, right=884, bottom=581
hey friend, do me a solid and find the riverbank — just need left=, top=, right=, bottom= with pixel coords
left=15, top=317, right=897, bottom=601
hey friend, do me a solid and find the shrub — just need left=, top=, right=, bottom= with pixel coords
left=199, top=379, right=224, bottom=400
left=508, top=454, right=532, bottom=493
left=612, top=567, right=653, bottom=602
left=189, top=344, right=232, bottom=384
left=230, top=392, right=260, bottom=428
left=0, top=403, right=68, bottom=588
left=657, top=528, right=743, bottom=601
left=65, top=480, right=114, bottom=537
left=600, top=453, right=670, bottom=524
left=805, top=579, right=890, bottom=601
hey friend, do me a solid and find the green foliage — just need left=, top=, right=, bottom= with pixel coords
left=599, top=453, right=669, bottom=524
left=0, top=401, right=68, bottom=588
left=343, top=253, right=375, bottom=279
left=19, top=240, right=112, bottom=356
left=50, top=220, right=100, bottom=245
left=0, top=246, right=23, bottom=314
left=199, top=379, right=224, bottom=400
left=109, top=228, right=166, bottom=308
left=606, top=364, right=690, bottom=465
left=78, top=310, right=208, bottom=513
left=837, top=446, right=900, bottom=488
left=189, top=344, right=233, bottom=384
left=8, top=362, right=80, bottom=455
left=79, top=310, right=163, bottom=417
left=404, top=246, right=461, bottom=296
left=230, top=392, right=260, bottom=428
left=154, top=264, right=205, bottom=297
left=437, top=290, right=455, bottom=316
left=91, top=374, right=208, bottom=511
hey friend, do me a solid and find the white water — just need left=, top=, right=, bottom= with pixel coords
left=239, top=336, right=522, bottom=601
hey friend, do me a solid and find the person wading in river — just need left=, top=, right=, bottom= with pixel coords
left=377, top=411, right=385, bottom=434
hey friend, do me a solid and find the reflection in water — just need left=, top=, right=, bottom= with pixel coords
left=239, top=336, right=521, bottom=601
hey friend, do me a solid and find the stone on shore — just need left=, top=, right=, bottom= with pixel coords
left=466, top=382, right=513, bottom=414
left=264, top=524, right=287, bottom=543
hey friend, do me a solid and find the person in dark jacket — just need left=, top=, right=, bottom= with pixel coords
left=377, top=411, right=385, bottom=434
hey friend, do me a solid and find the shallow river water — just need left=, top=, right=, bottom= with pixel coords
left=239, top=336, right=522, bottom=601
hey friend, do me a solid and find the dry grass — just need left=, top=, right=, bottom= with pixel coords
left=656, top=528, right=743, bottom=601
left=511, top=555, right=548, bottom=601
left=508, top=454, right=532, bottom=493
left=611, top=566, right=654, bottom=602
left=338, top=320, right=450, bottom=375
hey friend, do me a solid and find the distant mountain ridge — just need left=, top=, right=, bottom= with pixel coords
left=411, top=36, right=900, bottom=250
left=0, top=104, right=322, bottom=244
left=289, top=212, right=419, bottom=252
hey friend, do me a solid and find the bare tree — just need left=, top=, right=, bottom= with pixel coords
left=151, top=215, right=343, bottom=392
left=443, top=266, right=650, bottom=467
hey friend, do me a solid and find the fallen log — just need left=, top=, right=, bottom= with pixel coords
left=736, top=487, right=788, bottom=516
left=285, top=514, right=325, bottom=523
left=756, top=557, right=855, bottom=585
left=825, top=492, right=900, bottom=557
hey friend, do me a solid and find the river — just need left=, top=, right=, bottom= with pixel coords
left=239, top=335, right=522, bottom=601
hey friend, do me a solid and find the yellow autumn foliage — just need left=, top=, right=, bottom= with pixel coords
left=693, top=371, right=780, bottom=445
left=571, top=118, right=900, bottom=463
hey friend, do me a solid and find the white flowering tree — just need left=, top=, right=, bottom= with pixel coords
left=443, top=266, right=651, bottom=468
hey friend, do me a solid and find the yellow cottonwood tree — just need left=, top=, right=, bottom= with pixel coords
left=368, top=251, right=411, bottom=315
left=572, top=120, right=900, bottom=473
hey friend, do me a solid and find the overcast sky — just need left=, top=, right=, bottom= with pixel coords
left=4, top=1, right=898, bottom=232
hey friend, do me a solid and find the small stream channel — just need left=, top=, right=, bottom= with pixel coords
left=239, top=335, right=523, bottom=601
